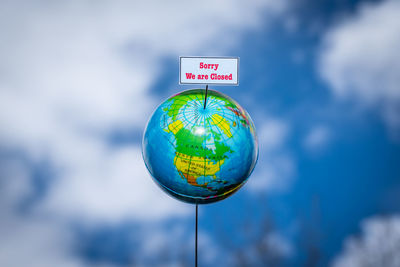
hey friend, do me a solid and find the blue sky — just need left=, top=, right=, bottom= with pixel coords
left=1, top=0, right=400, bottom=266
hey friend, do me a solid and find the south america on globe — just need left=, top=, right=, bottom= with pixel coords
left=142, top=89, right=258, bottom=204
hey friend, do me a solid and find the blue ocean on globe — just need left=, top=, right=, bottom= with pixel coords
left=142, top=89, right=258, bottom=204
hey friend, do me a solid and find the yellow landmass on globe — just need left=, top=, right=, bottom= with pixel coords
left=174, top=152, right=224, bottom=187
left=164, top=119, right=184, bottom=134
left=210, top=114, right=232, bottom=138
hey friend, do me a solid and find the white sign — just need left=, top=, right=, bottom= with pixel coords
left=179, top=56, right=239, bottom=85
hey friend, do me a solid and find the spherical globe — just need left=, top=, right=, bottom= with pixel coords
left=142, top=89, right=258, bottom=204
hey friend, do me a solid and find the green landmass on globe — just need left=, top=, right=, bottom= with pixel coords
left=142, top=89, right=258, bottom=204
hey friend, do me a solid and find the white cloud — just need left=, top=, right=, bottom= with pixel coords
left=0, top=0, right=287, bottom=220
left=245, top=118, right=295, bottom=192
left=0, top=217, right=82, bottom=267
left=303, top=125, right=331, bottom=152
left=0, top=0, right=288, bottom=266
left=319, top=0, right=400, bottom=135
left=38, top=146, right=191, bottom=223
left=332, top=215, right=400, bottom=267
left=257, top=118, right=289, bottom=151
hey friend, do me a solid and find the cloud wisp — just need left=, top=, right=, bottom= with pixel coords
left=332, top=215, right=400, bottom=267
left=245, top=117, right=295, bottom=193
left=319, top=0, right=400, bottom=138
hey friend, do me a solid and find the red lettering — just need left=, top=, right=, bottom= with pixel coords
left=186, top=73, right=195, bottom=79
left=199, top=63, right=219, bottom=71
left=210, top=73, right=232, bottom=80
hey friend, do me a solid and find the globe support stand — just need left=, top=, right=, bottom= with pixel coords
left=195, top=203, right=198, bottom=267
left=195, top=83, right=208, bottom=267
left=203, top=84, right=209, bottom=109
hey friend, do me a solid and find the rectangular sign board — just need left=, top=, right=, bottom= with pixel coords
left=180, top=56, right=239, bottom=85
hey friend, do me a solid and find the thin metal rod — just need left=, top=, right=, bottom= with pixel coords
left=195, top=204, right=198, bottom=267
left=203, top=85, right=209, bottom=109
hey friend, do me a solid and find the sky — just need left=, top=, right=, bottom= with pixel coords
left=0, top=0, right=399, bottom=266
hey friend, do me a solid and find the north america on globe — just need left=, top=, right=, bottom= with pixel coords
left=142, top=89, right=258, bottom=204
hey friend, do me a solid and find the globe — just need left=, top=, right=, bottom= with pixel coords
left=142, top=89, right=258, bottom=204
